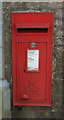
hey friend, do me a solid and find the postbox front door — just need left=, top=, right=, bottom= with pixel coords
left=17, top=42, right=47, bottom=105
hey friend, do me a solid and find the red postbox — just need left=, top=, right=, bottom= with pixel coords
left=12, top=12, right=54, bottom=106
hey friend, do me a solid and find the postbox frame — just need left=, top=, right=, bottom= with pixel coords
left=12, top=12, right=54, bottom=106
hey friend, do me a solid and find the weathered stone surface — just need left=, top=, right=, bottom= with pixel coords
left=55, top=9, right=62, bottom=19
left=10, top=2, right=29, bottom=11
left=47, top=2, right=62, bottom=9
left=27, top=2, right=40, bottom=10
left=52, top=46, right=62, bottom=82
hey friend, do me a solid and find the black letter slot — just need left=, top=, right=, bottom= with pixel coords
left=17, top=28, right=48, bottom=33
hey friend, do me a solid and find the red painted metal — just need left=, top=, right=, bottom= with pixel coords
left=12, top=12, right=54, bottom=106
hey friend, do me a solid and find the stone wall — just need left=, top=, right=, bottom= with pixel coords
left=3, top=2, right=62, bottom=118
left=0, top=2, right=3, bottom=119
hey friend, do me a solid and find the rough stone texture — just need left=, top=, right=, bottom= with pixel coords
left=3, top=2, right=62, bottom=118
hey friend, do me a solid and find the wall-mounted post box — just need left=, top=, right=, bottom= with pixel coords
left=12, top=12, right=54, bottom=106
